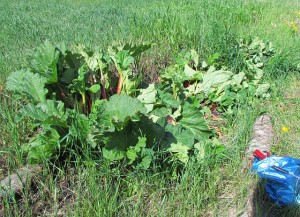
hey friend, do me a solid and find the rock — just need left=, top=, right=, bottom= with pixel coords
left=0, top=165, right=41, bottom=200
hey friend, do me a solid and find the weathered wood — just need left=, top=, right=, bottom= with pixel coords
left=242, top=114, right=276, bottom=217
left=245, top=114, right=275, bottom=159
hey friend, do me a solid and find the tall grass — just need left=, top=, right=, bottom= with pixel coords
left=1, top=0, right=299, bottom=80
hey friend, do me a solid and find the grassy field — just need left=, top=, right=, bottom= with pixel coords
left=1, top=0, right=300, bottom=216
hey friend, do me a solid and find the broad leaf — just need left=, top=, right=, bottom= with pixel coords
left=184, top=64, right=198, bottom=77
left=165, top=123, right=195, bottom=148
left=139, top=150, right=153, bottom=169
left=179, top=103, right=212, bottom=140
left=168, top=143, right=190, bottom=163
left=22, top=100, right=68, bottom=128
left=6, top=70, right=48, bottom=103
left=24, top=127, right=60, bottom=164
left=98, top=94, right=147, bottom=130
left=31, top=41, right=60, bottom=84
left=87, top=84, right=101, bottom=93
left=255, top=83, right=270, bottom=97
left=102, top=125, right=139, bottom=161
left=126, top=136, right=147, bottom=164
left=197, top=70, right=233, bottom=94
left=137, top=84, right=157, bottom=112
left=158, top=90, right=180, bottom=108
left=232, top=71, right=245, bottom=85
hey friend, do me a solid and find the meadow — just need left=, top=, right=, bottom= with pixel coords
left=1, top=0, right=300, bottom=216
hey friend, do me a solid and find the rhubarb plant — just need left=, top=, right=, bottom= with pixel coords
left=5, top=38, right=274, bottom=167
left=6, top=41, right=154, bottom=165
left=108, top=44, right=151, bottom=95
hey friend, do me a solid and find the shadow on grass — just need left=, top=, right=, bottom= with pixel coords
left=250, top=181, right=300, bottom=217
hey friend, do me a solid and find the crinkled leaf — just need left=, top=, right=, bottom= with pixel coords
left=179, top=103, right=212, bottom=140
left=69, top=63, right=87, bottom=96
left=22, top=100, right=68, bottom=128
left=201, top=61, right=208, bottom=69
left=25, top=127, right=60, bottom=164
left=31, top=41, right=60, bottom=84
left=65, top=51, right=84, bottom=69
left=6, top=70, right=47, bottom=103
left=232, top=72, right=245, bottom=85
left=197, top=70, right=233, bottom=94
left=137, top=115, right=165, bottom=147
left=75, top=45, right=99, bottom=71
left=60, top=68, right=76, bottom=84
left=102, top=126, right=139, bottom=161
left=165, top=123, right=195, bottom=149
left=127, top=43, right=152, bottom=57
left=215, top=91, right=236, bottom=106
left=138, top=148, right=154, bottom=169
left=151, top=107, right=171, bottom=118
left=158, top=90, right=180, bottom=108
left=184, top=64, right=198, bottom=77
left=126, top=136, right=147, bottom=164
left=99, top=94, right=147, bottom=130
left=194, top=142, right=205, bottom=160
left=109, top=44, right=151, bottom=70
left=168, top=143, right=190, bottom=163
left=148, top=107, right=169, bottom=123
left=161, top=66, right=192, bottom=84
left=108, top=47, right=133, bottom=70
left=137, top=84, right=157, bottom=112
left=90, top=100, right=115, bottom=132
left=255, top=83, right=270, bottom=97
left=194, top=138, right=225, bottom=162
left=254, top=68, right=264, bottom=80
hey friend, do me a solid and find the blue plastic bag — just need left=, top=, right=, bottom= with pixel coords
left=252, top=155, right=300, bottom=206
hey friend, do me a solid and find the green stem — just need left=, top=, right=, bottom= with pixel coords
left=81, top=92, right=86, bottom=105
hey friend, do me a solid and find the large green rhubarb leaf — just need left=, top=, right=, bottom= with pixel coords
left=22, top=100, right=68, bottom=128
left=6, top=70, right=48, bottom=103
left=137, top=84, right=157, bottom=112
left=179, top=103, right=212, bottom=140
left=99, top=94, right=147, bottom=130
left=102, top=125, right=140, bottom=161
left=197, top=70, right=233, bottom=94
left=165, top=123, right=195, bottom=149
left=31, top=41, right=60, bottom=84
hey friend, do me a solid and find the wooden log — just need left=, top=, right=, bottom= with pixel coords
left=241, top=114, right=276, bottom=217
left=245, top=114, right=275, bottom=160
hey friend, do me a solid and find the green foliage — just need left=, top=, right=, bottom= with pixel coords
left=31, top=40, right=60, bottom=84
left=6, top=70, right=48, bottom=103
left=6, top=41, right=153, bottom=165
left=97, top=94, right=147, bottom=130
left=23, top=127, right=60, bottom=164
left=21, top=100, right=68, bottom=128
left=108, top=44, right=152, bottom=94
left=159, top=38, right=274, bottom=115
left=5, top=38, right=274, bottom=168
